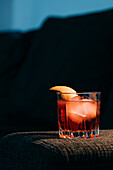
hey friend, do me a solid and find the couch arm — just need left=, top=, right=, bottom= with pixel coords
left=0, top=130, right=113, bottom=169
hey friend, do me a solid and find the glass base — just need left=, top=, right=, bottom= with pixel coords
left=59, top=128, right=99, bottom=139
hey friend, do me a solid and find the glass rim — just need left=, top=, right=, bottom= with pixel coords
left=56, top=92, right=101, bottom=94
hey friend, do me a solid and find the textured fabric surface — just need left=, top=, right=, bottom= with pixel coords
left=0, top=130, right=113, bottom=169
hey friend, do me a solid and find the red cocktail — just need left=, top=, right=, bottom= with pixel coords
left=57, top=93, right=101, bottom=138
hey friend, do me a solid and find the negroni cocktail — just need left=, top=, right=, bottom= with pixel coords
left=57, top=94, right=101, bottom=138
left=50, top=86, right=101, bottom=139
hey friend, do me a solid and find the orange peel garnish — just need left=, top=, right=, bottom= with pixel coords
left=49, top=86, right=77, bottom=100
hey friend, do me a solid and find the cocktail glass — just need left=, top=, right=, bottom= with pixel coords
left=57, top=92, right=101, bottom=138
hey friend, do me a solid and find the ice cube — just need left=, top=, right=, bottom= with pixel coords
left=81, top=99, right=97, bottom=119
left=70, top=96, right=81, bottom=101
left=66, top=99, right=97, bottom=123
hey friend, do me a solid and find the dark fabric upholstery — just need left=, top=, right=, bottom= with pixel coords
left=0, top=9, right=113, bottom=136
left=0, top=130, right=113, bottom=169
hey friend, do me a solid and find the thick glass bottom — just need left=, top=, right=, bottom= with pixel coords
left=59, top=128, right=99, bottom=139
